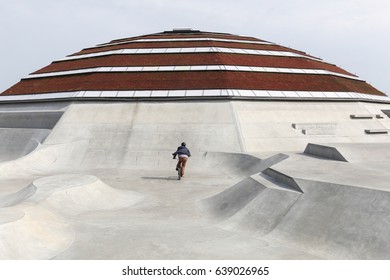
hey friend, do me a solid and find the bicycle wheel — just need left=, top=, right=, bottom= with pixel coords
left=178, top=166, right=182, bottom=180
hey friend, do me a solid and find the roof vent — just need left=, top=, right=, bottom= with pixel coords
left=165, top=28, right=200, bottom=34
left=173, top=28, right=193, bottom=32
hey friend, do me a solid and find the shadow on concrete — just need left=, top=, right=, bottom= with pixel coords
left=141, top=176, right=178, bottom=181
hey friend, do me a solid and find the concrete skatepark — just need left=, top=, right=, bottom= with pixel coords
left=1, top=29, right=390, bottom=259
left=1, top=100, right=390, bottom=259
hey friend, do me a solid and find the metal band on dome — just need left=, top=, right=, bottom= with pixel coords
left=26, top=65, right=361, bottom=81
left=97, top=37, right=274, bottom=48
left=58, top=47, right=321, bottom=62
left=1, top=90, right=389, bottom=103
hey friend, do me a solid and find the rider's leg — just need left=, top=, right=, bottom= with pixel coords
left=176, top=160, right=181, bottom=171
left=180, top=157, right=188, bottom=176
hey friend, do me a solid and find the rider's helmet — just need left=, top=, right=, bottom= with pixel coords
left=181, top=142, right=186, bottom=146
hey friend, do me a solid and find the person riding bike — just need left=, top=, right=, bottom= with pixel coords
left=172, top=142, right=191, bottom=177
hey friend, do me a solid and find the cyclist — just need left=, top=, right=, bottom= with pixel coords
left=172, top=142, right=191, bottom=177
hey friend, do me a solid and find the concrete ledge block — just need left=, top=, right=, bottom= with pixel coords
left=350, top=114, right=374, bottom=119
left=292, top=122, right=337, bottom=130
left=302, top=128, right=336, bottom=135
left=292, top=123, right=337, bottom=135
left=364, top=129, right=388, bottom=134
left=304, top=143, right=348, bottom=162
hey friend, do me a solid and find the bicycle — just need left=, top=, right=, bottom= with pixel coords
left=173, top=157, right=183, bottom=180
left=172, top=142, right=190, bottom=180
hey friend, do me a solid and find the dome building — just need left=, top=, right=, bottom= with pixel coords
left=0, top=29, right=390, bottom=260
left=1, top=28, right=387, bottom=102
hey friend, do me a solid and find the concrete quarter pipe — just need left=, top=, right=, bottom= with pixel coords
left=0, top=29, right=389, bottom=259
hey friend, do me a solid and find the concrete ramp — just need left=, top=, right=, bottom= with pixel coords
left=33, top=174, right=144, bottom=216
left=203, top=170, right=390, bottom=259
left=0, top=208, right=25, bottom=225
left=0, top=205, right=74, bottom=259
left=0, top=174, right=144, bottom=259
left=304, top=142, right=390, bottom=162
left=203, top=177, right=267, bottom=220
left=202, top=174, right=302, bottom=235
left=0, top=184, right=37, bottom=207
left=267, top=179, right=390, bottom=259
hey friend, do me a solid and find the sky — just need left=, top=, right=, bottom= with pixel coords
left=0, top=0, right=389, bottom=95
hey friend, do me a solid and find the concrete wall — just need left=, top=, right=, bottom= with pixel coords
left=0, top=128, right=50, bottom=162
left=24, top=100, right=390, bottom=169
left=3, top=99, right=390, bottom=167
left=44, top=101, right=242, bottom=169
left=0, top=103, right=67, bottom=161
left=233, top=101, right=390, bottom=152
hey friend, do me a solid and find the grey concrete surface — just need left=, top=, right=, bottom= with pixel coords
left=0, top=128, right=49, bottom=162
left=0, top=100, right=390, bottom=259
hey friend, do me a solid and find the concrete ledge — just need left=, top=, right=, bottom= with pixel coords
left=350, top=114, right=384, bottom=119
left=364, top=129, right=388, bottom=134
left=292, top=123, right=337, bottom=129
left=304, top=143, right=348, bottom=162
left=381, top=110, right=390, bottom=118
left=292, top=123, right=337, bottom=135
left=302, top=128, right=336, bottom=135
left=350, top=114, right=374, bottom=119
left=304, top=142, right=390, bottom=162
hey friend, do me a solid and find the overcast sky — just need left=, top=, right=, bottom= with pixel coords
left=1, top=0, right=389, bottom=95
